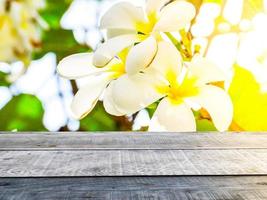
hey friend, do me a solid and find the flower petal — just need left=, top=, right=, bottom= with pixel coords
left=154, top=1, right=196, bottom=32
left=103, top=82, right=124, bottom=116
left=188, top=56, right=226, bottom=86
left=100, top=2, right=146, bottom=30
left=57, top=53, right=104, bottom=79
left=93, top=34, right=138, bottom=67
left=188, top=85, right=233, bottom=132
left=126, top=36, right=157, bottom=75
left=112, top=73, right=163, bottom=115
left=149, top=41, right=182, bottom=76
left=71, top=75, right=111, bottom=119
left=106, top=29, right=136, bottom=39
left=146, top=0, right=170, bottom=14
left=149, top=98, right=196, bottom=132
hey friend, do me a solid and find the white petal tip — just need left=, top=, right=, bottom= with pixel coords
left=56, top=57, right=74, bottom=79
left=56, top=53, right=98, bottom=79
left=70, top=99, right=97, bottom=120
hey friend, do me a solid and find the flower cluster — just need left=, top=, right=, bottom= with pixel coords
left=0, top=0, right=46, bottom=63
left=57, top=0, right=233, bottom=132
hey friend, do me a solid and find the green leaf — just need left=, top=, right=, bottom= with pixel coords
left=0, top=71, right=10, bottom=87
left=80, top=102, right=118, bottom=131
left=0, top=94, right=47, bottom=131
left=146, top=102, right=159, bottom=118
left=196, top=119, right=217, bottom=131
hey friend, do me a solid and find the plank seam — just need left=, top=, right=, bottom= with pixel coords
left=0, top=148, right=267, bottom=151
left=2, top=174, right=267, bottom=178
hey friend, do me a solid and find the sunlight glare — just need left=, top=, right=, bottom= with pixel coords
left=223, top=0, right=243, bottom=25
left=207, top=33, right=239, bottom=76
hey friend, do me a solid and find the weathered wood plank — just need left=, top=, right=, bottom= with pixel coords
left=0, top=132, right=267, bottom=199
left=1, top=176, right=267, bottom=200
left=1, top=149, right=267, bottom=177
left=0, top=132, right=267, bottom=150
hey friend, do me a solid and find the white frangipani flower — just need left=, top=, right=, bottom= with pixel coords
left=110, top=42, right=233, bottom=132
left=0, top=0, right=46, bottom=63
left=94, top=0, right=196, bottom=75
left=57, top=49, right=133, bottom=119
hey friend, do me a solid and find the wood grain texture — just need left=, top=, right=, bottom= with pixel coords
left=1, top=132, right=267, bottom=199
left=1, top=149, right=267, bottom=177
left=0, top=132, right=267, bottom=150
left=1, top=176, right=267, bottom=200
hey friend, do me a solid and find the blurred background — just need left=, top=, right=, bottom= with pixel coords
left=0, top=0, right=266, bottom=132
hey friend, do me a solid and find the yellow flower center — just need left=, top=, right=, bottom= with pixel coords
left=135, top=12, right=158, bottom=40
left=107, top=48, right=129, bottom=79
left=157, top=70, right=199, bottom=104
left=108, top=62, right=125, bottom=79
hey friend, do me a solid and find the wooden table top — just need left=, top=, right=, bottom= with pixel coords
left=0, top=132, right=267, bottom=200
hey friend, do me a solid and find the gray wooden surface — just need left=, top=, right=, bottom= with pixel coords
left=0, top=132, right=267, bottom=150
left=1, top=176, right=267, bottom=200
left=0, top=132, right=267, bottom=200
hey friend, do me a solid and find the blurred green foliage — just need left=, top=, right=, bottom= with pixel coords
left=0, top=71, right=10, bottom=87
left=34, top=28, right=88, bottom=62
left=0, top=94, right=46, bottom=131
left=34, top=0, right=88, bottom=61
left=80, top=103, right=118, bottom=131
left=196, top=119, right=217, bottom=132
left=40, top=0, right=72, bottom=29
left=0, top=0, right=89, bottom=131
